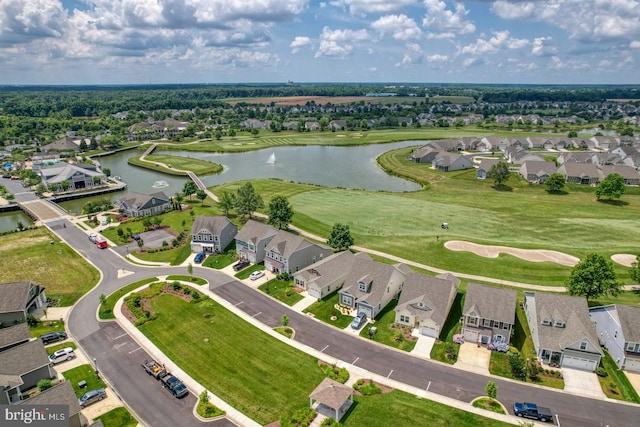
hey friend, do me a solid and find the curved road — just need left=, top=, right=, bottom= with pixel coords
left=54, top=219, right=638, bottom=427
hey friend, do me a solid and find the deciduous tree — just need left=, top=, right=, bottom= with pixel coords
left=183, top=181, right=197, bottom=200
left=267, top=195, right=293, bottom=229
left=567, top=253, right=620, bottom=300
left=327, top=223, right=354, bottom=251
left=630, top=255, right=640, bottom=285
left=218, top=191, right=235, bottom=216
left=489, top=161, right=510, bottom=187
left=196, top=190, right=207, bottom=206
left=545, top=173, right=566, bottom=193
left=234, top=182, right=264, bottom=219
left=596, top=173, right=625, bottom=200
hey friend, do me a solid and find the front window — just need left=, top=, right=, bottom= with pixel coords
left=342, top=295, right=353, bottom=306
left=580, top=341, right=588, bottom=351
left=483, top=319, right=491, bottom=327
left=400, top=315, right=409, bottom=323
left=468, top=317, right=477, bottom=325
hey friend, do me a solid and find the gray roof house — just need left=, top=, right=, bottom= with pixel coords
left=589, top=304, right=640, bottom=372
left=0, top=340, right=55, bottom=404
left=518, top=161, right=558, bottom=183
left=41, top=137, right=79, bottom=152
left=114, top=191, right=172, bottom=217
left=476, top=158, right=500, bottom=179
left=190, top=216, right=238, bottom=254
left=394, top=272, right=459, bottom=338
left=235, top=220, right=279, bottom=264
left=432, top=152, right=474, bottom=172
left=264, top=230, right=332, bottom=275
left=0, top=323, right=31, bottom=352
left=524, top=292, right=602, bottom=371
left=339, top=253, right=411, bottom=319
left=556, top=151, right=594, bottom=165
left=599, top=165, right=640, bottom=186
left=39, top=162, right=105, bottom=192
left=19, top=381, right=83, bottom=427
left=505, top=147, right=545, bottom=165
left=461, top=283, right=517, bottom=345
left=557, top=162, right=600, bottom=185
left=293, top=251, right=357, bottom=300
left=0, top=282, right=47, bottom=327
left=411, top=146, right=441, bottom=163
left=309, top=378, right=353, bottom=422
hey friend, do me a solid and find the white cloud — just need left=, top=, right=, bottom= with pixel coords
left=290, top=36, right=312, bottom=53
left=331, top=0, right=418, bottom=16
left=395, top=42, right=423, bottom=67
left=0, top=0, right=67, bottom=46
left=371, top=14, right=421, bottom=40
left=461, top=30, right=528, bottom=55
left=531, top=37, right=557, bottom=56
left=631, top=40, right=640, bottom=48
left=422, top=0, right=475, bottom=38
left=314, top=26, right=369, bottom=58
left=426, top=53, right=448, bottom=62
left=491, top=1, right=536, bottom=20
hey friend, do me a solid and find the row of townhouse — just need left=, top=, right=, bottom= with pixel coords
left=127, top=118, right=189, bottom=140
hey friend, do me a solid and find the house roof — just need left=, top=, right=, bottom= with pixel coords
left=235, top=219, right=278, bottom=245
left=191, top=216, right=235, bottom=236
left=41, top=137, right=79, bottom=152
left=341, top=253, right=408, bottom=309
left=599, top=164, right=640, bottom=180
left=396, top=272, right=458, bottom=327
left=527, top=292, right=602, bottom=354
left=478, top=158, right=499, bottom=171
left=463, top=283, right=517, bottom=325
left=559, top=162, right=600, bottom=178
left=309, top=377, right=352, bottom=410
left=293, top=251, right=356, bottom=289
left=557, top=152, right=593, bottom=163
left=116, top=191, right=170, bottom=210
left=39, top=162, right=104, bottom=184
left=0, top=323, right=31, bottom=351
left=615, top=304, right=640, bottom=343
left=19, top=380, right=82, bottom=417
left=0, top=281, right=41, bottom=313
left=519, top=161, right=558, bottom=177
left=266, top=230, right=328, bottom=259
left=0, top=339, right=51, bottom=377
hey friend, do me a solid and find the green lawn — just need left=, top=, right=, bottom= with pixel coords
left=29, top=319, right=66, bottom=339
left=62, top=365, right=107, bottom=397
left=166, top=275, right=207, bottom=286
left=202, top=253, right=235, bottom=269
left=303, top=291, right=353, bottom=329
left=472, top=397, right=506, bottom=414
left=360, top=299, right=417, bottom=352
left=258, top=279, right=304, bottom=306
left=234, top=263, right=264, bottom=280
left=341, top=390, right=512, bottom=427
left=598, top=351, right=640, bottom=403
left=46, top=342, right=77, bottom=355
left=93, top=407, right=137, bottom=427
left=138, top=294, right=326, bottom=425
left=99, top=278, right=159, bottom=319
left=430, top=292, right=464, bottom=364
left=133, top=153, right=223, bottom=176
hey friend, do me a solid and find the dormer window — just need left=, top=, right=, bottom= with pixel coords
left=579, top=341, right=588, bottom=351
left=541, top=318, right=552, bottom=326
left=358, top=281, right=368, bottom=292
left=554, top=320, right=565, bottom=328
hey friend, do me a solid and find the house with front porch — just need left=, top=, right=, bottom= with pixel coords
left=461, top=283, right=517, bottom=345
left=0, top=281, right=47, bottom=327
left=293, top=251, right=357, bottom=300
left=394, top=272, right=459, bottom=338
left=338, top=253, right=411, bottom=319
left=0, top=340, right=54, bottom=404
left=234, top=220, right=278, bottom=264
left=190, top=216, right=238, bottom=254
left=589, top=304, right=640, bottom=372
left=524, top=292, right=602, bottom=371
left=115, top=191, right=172, bottom=217
left=263, top=230, right=332, bottom=275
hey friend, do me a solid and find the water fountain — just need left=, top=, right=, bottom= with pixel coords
left=266, top=152, right=276, bottom=164
left=152, top=180, right=170, bottom=188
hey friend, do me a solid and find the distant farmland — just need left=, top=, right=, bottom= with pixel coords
left=225, top=95, right=474, bottom=106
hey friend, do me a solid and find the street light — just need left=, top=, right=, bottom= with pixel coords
left=93, top=357, right=99, bottom=376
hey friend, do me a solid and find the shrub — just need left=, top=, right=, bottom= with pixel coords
left=38, top=379, right=53, bottom=391
left=26, top=313, right=39, bottom=327
left=596, top=367, right=608, bottom=377
left=353, top=379, right=381, bottom=396
left=453, top=334, right=465, bottom=344
left=172, top=282, right=182, bottom=291
left=320, top=418, right=340, bottom=427
left=162, top=240, right=168, bottom=247
left=487, top=340, right=509, bottom=352
left=444, top=343, right=458, bottom=360
left=509, top=353, right=526, bottom=379
left=279, top=407, right=316, bottom=427
left=320, top=363, right=350, bottom=384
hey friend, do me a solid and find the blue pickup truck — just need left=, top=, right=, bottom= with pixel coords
left=513, top=402, right=553, bottom=423
left=160, top=373, right=189, bottom=398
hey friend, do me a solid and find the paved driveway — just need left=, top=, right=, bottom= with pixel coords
left=625, top=371, right=640, bottom=396
left=454, top=342, right=490, bottom=375
left=562, top=368, right=605, bottom=399
left=140, top=229, right=175, bottom=249
left=411, top=335, right=435, bottom=359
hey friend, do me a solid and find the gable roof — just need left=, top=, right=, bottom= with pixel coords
left=235, top=219, right=278, bottom=245
left=191, top=216, right=235, bottom=236
left=396, top=272, right=458, bottom=327
left=117, top=191, right=170, bottom=210
left=0, top=339, right=50, bottom=377
left=519, top=160, right=558, bottom=177
left=293, top=251, right=356, bottom=289
left=599, top=164, right=640, bottom=180
left=19, top=380, right=82, bottom=417
left=0, top=323, right=31, bottom=351
left=477, top=158, right=500, bottom=171
left=266, top=230, right=328, bottom=259
left=463, top=283, right=517, bottom=325
left=341, top=254, right=408, bottom=308
left=0, top=281, right=41, bottom=313
left=309, top=378, right=352, bottom=410
left=615, top=304, right=640, bottom=343
left=41, top=137, right=79, bottom=152
left=39, top=162, right=104, bottom=184
left=559, top=162, right=600, bottom=178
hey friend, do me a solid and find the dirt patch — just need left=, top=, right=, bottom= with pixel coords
left=0, top=235, right=51, bottom=251
left=611, top=254, right=637, bottom=267
left=444, top=240, right=579, bottom=267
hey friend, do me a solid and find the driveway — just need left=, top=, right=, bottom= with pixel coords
left=454, top=342, right=490, bottom=375
left=562, top=368, right=605, bottom=399
left=624, top=371, right=640, bottom=397
left=140, top=228, right=176, bottom=249
left=410, top=334, right=435, bottom=359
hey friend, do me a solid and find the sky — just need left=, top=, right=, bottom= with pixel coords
left=1, top=0, right=639, bottom=86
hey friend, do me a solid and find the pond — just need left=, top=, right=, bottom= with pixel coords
left=0, top=210, right=34, bottom=233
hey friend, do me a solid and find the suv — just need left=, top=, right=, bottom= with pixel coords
left=40, top=332, right=68, bottom=345
left=350, top=312, right=368, bottom=330
left=49, top=347, right=75, bottom=364
left=194, top=252, right=206, bottom=263
left=232, top=259, right=250, bottom=271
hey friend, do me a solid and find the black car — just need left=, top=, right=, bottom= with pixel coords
left=232, top=259, right=250, bottom=271
left=131, top=233, right=141, bottom=241
left=40, top=331, right=68, bottom=345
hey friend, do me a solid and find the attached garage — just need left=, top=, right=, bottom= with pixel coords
left=562, top=355, right=598, bottom=371
left=624, top=357, right=640, bottom=373
left=358, top=305, right=373, bottom=319
left=421, top=325, right=438, bottom=338
left=308, top=288, right=322, bottom=299
left=462, top=329, right=478, bottom=343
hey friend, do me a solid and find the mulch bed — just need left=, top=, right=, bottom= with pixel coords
left=121, top=283, right=193, bottom=323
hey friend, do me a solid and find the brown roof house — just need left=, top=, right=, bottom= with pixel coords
left=394, top=272, right=460, bottom=338
left=115, top=191, right=172, bottom=217
left=309, top=378, right=353, bottom=422
left=18, top=381, right=83, bottom=427
left=599, top=165, right=640, bottom=186
left=461, top=283, right=517, bottom=345
left=234, top=220, right=278, bottom=264
left=589, top=304, right=640, bottom=372
left=557, top=162, right=600, bottom=185
left=0, top=281, right=47, bottom=327
left=190, top=216, right=238, bottom=254
left=476, top=158, right=500, bottom=179
left=264, top=230, right=332, bottom=275
left=293, top=251, right=357, bottom=300
left=524, top=292, right=602, bottom=371
left=0, top=340, right=55, bottom=404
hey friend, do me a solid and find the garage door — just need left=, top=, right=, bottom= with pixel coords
left=359, top=306, right=373, bottom=318
left=463, top=329, right=478, bottom=343
left=421, top=326, right=437, bottom=338
left=308, top=288, right=321, bottom=299
left=624, top=358, right=640, bottom=373
left=562, top=356, right=597, bottom=371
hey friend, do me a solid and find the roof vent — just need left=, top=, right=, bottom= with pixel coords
left=541, top=318, right=552, bottom=326
left=554, top=320, right=565, bottom=328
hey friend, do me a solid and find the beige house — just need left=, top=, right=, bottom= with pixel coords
left=461, top=283, right=517, bottom=345
left=293, top=251, right=357, bottom=299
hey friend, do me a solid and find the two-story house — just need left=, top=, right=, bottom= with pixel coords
left=589, top=304, right=640, bottom=372
left=293, top=251, right=357, bottom=299
left=234, top=220, right=279, bottom=264
left=263, top=230, right=332, bottom=275
left=0, top=281, right=47, bottom=327
left=190, top=216, right=238, bottom=254
left=115, top=191, right=172, bottom=217
left=461, top=283, right=517, bottom=345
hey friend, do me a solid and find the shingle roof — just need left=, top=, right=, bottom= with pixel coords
left=0, top=339, right=51, bottom=376
left=191, top=216, right=235, bottom=236
left=235, top=219, right=277, bottom=245
left=309, top=378, right=352, bottom=410
left=600, top=164, right=640, bottom=180
left=0, top=282, right=33, bottom=313
left=117, top=191, right=170, bottom=209
left=520, top=160, right=557, bottom=177
left=396, top=272, right=458, bottom=327
left=463, top=283, right=517, bottom=325
left=19, top=380, right=82, bottom=416
left=266, top=230, right=328, bottom=259
left=616, top=304, right=640, bottom=343
left=341, top=254, right=407, bottom=309
left=0, top=323, right=30, bottom=351
left=293, top=251, right=356, bottom=289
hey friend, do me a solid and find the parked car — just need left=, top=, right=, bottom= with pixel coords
left=350, top=312, right=368, bottom=330
left=130, top=233, right=141, bottom=241
left=194, top=252, right=206, bottom=263
left=160, top=373, right=189, bottom=398
left=40, top=331, right=68, bottom=345
left=232, top=259, right=250, bottom=271
left=49, top=347, right=75, bottom=364
left=78, top=389, right=106, bottom=408
left=88, top=233, right=97, bottom=243
left=513, top=402, right=553, bottom=422
left=249, top=270, right=265, bottom=281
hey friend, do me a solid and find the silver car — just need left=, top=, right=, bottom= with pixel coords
left=78, top=389, right=106, bottom=407
left=49, top=347, right=75, bottom=364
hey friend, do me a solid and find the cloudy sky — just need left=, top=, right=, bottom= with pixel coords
left=1, top=0, right=639, bottom=85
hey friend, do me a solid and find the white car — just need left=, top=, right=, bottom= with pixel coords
left=49, top=347, right=75, bottom=364
left=249, top=271, right=265, bottom=281
left=88, top=233, right=97, bottom=243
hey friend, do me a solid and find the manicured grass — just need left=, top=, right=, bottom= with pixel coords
left=0, top=228, right=100, bottom=306
left=598, top=350, right=640, bottom=403
left=46, top=342, right=77, bottom=355
left=166, top=275, right=207, bottom=286
left=360, top=299, right=417, bottom=352
left=62, top=364, right=107, bottom=397
left=99, top=278, right=159, bottom=319
left=93, top=407, right=137, bottom=427
left=202, top=253, right=235, bottom=269
left=340, top=390, right=512, bottom=427
left=29, top=319, right=66, bottom=338
left=196, top=391, right=225, bottom=418
left=135, top=153, right=223, bottom=176
left=138, top=294, right=326, bottom=425
left=430, top=292, right=464, bottom=364
left=258, top=279, right=304, bottom=306
left=234, top=263, right=264, bottom=280
left=274, top=326, right=294, bottom=338
left=303, top=291, right=353, bottom=329
left=472, top=397, right=506, bottom=414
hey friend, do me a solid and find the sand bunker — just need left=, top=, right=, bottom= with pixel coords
left=444, top=240, right=580, bottom=267
left=611, top=254, right=637, bottom=267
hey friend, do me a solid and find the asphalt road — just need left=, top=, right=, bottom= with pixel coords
left=55, top=223, right=639, bottom=427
